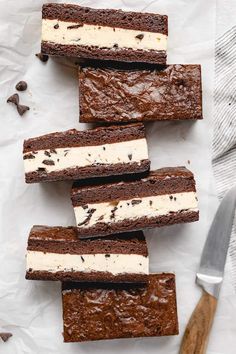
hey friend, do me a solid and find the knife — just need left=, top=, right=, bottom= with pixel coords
left=179, top=186, right=236, bottom=354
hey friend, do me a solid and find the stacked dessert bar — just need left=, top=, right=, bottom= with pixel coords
left=24, top=3, right=202, bottom=343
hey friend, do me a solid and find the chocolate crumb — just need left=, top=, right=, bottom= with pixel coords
left=42, top=160, right=55, bottom=166
left=111, top=206, right=118, bottom=219
left=105, top=254, right=110, bottom=258
left=7, top=93, right=19, bottom=105
left=135, top=34, right=144, bottom=40
left=23, top=153, right=35, bottom=160
left=54, top=23, right=59, bottom=29
left=17, top=104, right=30, bottom=116
left=174, top=197, right=177, bottom=201
left=113, top=28, right=116, bottom=32
left=67, top=24, right=83, bottom=29
left=35, top=53, right=49, bottom=62
left=128, top=154, right=132, bottom=161
left=15, top=81, right=27, bottom=91
left=50, top=149, right=57, bottom=154
left=131, top=199, right=142, bottom=206
left=169, top=195, right=173, bottom=200
left=103, top=146, right=106, bottom=150
left=81, top=256, right=85, bottom=262
left=113, top=43, right=118, bottom=48
left=37, top=167, right=46, bottom=172
left=98, top=215, right=104, bottom=221
left=82, top=205, right=88, bottom=210
left=0, top=333, right=12, bottom=342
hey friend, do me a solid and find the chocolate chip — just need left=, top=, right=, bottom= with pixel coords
left=174, top=197, right=177, bottom=201
left=67, top=24, right=83, bottom=29
left=23, top=153, right=35, bottom=160
left=81, top=256, right=85, bottom=262
left=103, top=147, right=106, bottom=150
left=135, top=34, right=144, bottom=40
left=15, top=81, right=27, bottom=91
left=35, top=53, right=49, bottom=62
left=17, top=104, right=30, bottom=116
left=149, top=200, right=153, bottom=206
left=128, top=154, right=132, bottom=161
left=131, top=199, right=142, bottom=206
left=113, top=43, right=118, bottom=48
left=44, top=151, right=51, bottom=157
left=0, top=333, right=12, bottom=342
left=169, top=195, right=173, bottom=200
left=7, top=93, right=19, bottom=105
left=88, top=153, right=91, bottom=157
left=105, top=254, right=110, bottom=258
left=42, top=160, right=55, bottom=166
left=54, top=23, right=59, bottom=29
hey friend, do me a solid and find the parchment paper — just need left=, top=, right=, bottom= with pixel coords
left=0, top=0, right=236, bottom=353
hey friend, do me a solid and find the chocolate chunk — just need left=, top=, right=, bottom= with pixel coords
left=42, top=160, right=55, bottom=166
left=77, top=208, right=96, bottom=226
left=15, top=81, right=27, bottom=91
left=17, top=104, right=29, bottom=116
left=131, top=199, right=142, bottom=206
left=23, top=153, right=35, bottom=160
left=44, top=151, right=51, bottom=157
left=54, top=23, right=59, bottom=29
left=0, top=333, right=12, bottom=342
left=35, top=52, right=49, bottom=62
left=67, top=24, right=83, bottom=29
left=7, top=93, right=19, bottom=105
left=128, top=154, right=132, bottom=161
left=135, top=34, right=144, bottom=40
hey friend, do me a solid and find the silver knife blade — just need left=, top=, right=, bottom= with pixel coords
left=196, top=186, right=236, bottom=298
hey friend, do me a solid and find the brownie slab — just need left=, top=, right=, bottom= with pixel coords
left=41, top=3, right=168, bottom=64
left=71, top=167, right=199, bottom=238
left=26, top=226, right=148, bottom=283
left=79, top=64, right=202, bottom=123
left=62, top=273, right=178, bottom=342
left=23, top=123, right=150, bottom=183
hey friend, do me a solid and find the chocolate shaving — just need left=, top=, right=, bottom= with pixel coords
left=35, top=53, right=49, bottom=62
left=50, top=149, right=57, bottom=154
left=0, top=333, right=12, bottom=342
left=98, top=215, right=104, bottom=221
left=64, top=149, right=69, bottom=157
left=77, top=208, right=96, bottom=226
left=110, top=206, right=118, bottom=219
left=81, top=256, right=85, bottom=262
left=128, top=154, right=132, bottom=161
left=131, top=199, right=142, bottom=206
left=23, top=153, right=35, bottom=160
left=67, top=24, right=83, bottom=29
left=42, top=160, right=55, bottom=166
left=135, top=34, right=144, bottom=40
left=15, top=81, right=27, bottom=91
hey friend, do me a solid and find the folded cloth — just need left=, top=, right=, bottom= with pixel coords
left=213, top=23, right=236, bottom=288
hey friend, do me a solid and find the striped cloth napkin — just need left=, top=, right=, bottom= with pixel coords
left=213, top=0, right=236, bottom=288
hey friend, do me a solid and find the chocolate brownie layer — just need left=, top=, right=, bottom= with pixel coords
left=41, top=4, right=167, bottom=64
left=71, top=167, right=199, bottom=238
left=62, top=273, right=178, bottom=342
left=23, top=124, right=150, bottom=183
left=79, top=64, right=202, bottom=123
left=26, top=226, right=148, bottom=282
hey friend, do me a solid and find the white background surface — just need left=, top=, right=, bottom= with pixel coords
left=0, top=0, right=236, bottom=353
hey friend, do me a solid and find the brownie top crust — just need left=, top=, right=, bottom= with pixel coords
left=27, top=226, right=148, bottom=256
left=79, top=64, right=202, bottom=122
left=42, top=3, right=168, bottom=35
left=71, top=167, right=196, bottom=205
left=62, top=273, right=178, bottom=341
left=23, top=123, right=145, bottom=153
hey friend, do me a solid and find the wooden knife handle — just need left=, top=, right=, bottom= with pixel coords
left=179, top=290, right=217, bottom=354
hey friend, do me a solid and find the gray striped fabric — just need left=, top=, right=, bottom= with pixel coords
left=213, top=26, right=236, bottom=288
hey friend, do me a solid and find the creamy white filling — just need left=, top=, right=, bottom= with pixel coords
left=74, top=192, right=198, bottom=228
left=26, top=251, right=148, bottom=275
left=42, top=19, right=167, bottom=51
left=23, top=138, right=148, bottom=174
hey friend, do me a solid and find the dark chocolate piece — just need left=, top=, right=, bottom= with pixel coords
left=79, top=64, right=202, bottom=123
left=62, top=273, right=178, bottom=342
left=35, top=52, right=49, bottom=62
left=25, top=226, right=148, bottom=283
